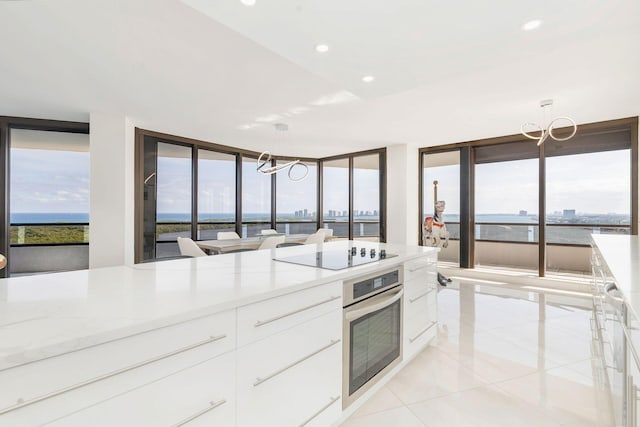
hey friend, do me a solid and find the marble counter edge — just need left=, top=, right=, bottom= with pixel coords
left=0, top=245, right=437, bottom=371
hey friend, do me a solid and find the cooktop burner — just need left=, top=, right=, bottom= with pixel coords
left=273, top=249, right=397, bottom=270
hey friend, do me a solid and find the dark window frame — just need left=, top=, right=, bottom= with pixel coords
left=134, top=129, right=387, bottom=262
left=0, top=116, right=89, bottom=278
left=419, top=116, right=639, bottom=277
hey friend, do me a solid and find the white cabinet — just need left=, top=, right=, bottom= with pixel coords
left=237, top=281, right=342, bottom=347
left=0, top=309, right=235, bottom=426
left=236, top=309, right=342, bottom=427
left=46, top=351, right=236, bottom=427
left=403, top=256, right=438, bottom=359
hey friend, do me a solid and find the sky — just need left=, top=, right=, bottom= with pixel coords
left=10, top=145, right=631, bottom=218
left=423, top=149, right=631, bottom=217
left=10, top=149, right=90, bottom=213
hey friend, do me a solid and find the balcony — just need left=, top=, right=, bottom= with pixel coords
left=9, top=223, right=89, bottom=275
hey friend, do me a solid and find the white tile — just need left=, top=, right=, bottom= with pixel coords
left=494, top=366, right=615, bottom=427
left=339, top=406, right=425, bottom=427
left=348, top=386, right=404, bottom=419
left=385, top=346, right=489, bottom=404
left=408, top=384, right=561, bottom=427
left=343, top=284, right=615, bottom=427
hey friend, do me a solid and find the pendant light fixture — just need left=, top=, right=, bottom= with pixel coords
left=256, top=123, right=309, bottom=182
left=520, top=99, right=578, bottom=146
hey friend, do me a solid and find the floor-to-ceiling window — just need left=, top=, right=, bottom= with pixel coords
left=418, top=117, right=638, bottom=277
left=136, top=130, right=387, bottom=262
left=421, top=150, right=460, bottom=263
left=197, top=149, right=237, bottom=240
left=276, top=160, right=318, bottom=235
left=242, top=156, right=272, bottom=237
left=320, top=149, right=386, bottom=242
left=155, top=142, right=193, bottom=258
left=545, top=129, right=632, bottom=274
left=322, top=158, right=350, bottom=239
left=474, top=141, right=539, bottom=271
left=352, top=154, right=381, bottom=242
left=0, top=119, right=90, bottom=277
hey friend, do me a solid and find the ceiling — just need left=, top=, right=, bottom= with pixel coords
left=0, top=0, right=638, bottom=157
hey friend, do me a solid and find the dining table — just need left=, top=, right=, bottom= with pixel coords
left=196, top=233, right=309, bottom=254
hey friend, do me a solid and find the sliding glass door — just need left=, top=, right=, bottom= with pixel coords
left=421, top=151, right=460, bottom=263
left=322, top=158, right=349, bottom=239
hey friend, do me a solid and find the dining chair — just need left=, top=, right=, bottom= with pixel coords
left=217, top=231, right=240, bottom=240
left=260, top=229, right=278, bottom=235
left=177, top=237, right=208, bottom=257
left=304, top=232, right=325, bottom=245
left=317, top=228, right=334, bottom=241
left=258, top=235, right=285, bottom=250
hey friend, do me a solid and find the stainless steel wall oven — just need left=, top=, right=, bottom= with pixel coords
left=342, top=267, right=403, bottom=408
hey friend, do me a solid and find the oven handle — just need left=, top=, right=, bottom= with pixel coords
left=345, top=288, right=404, bottom=321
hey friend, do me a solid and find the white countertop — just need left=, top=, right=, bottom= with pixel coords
left=591, top=234, right=640, bottom=320
left=0, top=241, right=436, bottom=371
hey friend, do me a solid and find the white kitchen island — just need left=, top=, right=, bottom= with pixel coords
left=0, top=241, right=438, bottom=427
left=591, top=235, right=640, bottom=427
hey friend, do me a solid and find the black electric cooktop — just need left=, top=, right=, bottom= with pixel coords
left=273, top=249, right=397, bottom=270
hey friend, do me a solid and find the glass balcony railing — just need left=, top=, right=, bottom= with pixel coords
left=10, top=222, right=90, bottom=245
left=546, top=224, right=630, bottom=245
left=475, top=222, right=539, bottom=243
left=473, top=222, right=631, bottom=246
left=9, top=222, right=90, bottom=275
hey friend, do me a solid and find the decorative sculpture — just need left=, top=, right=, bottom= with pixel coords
left=0, top=254, right=6, bottom=271
left=423, top=180, right=451, bottom=286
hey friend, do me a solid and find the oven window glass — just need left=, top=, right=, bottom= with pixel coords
left=349, top=298, right=401, bottom=395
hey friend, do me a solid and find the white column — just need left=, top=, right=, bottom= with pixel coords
left=89, top=113, right=135, bottom=268
left=386, top=144, right=419, bottom=245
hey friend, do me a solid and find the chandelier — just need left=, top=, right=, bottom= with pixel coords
left=256, top=123, right=309, bottom=181
left=520, top=99, right=577, bottom=146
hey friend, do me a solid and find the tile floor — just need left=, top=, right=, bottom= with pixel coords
left=341, top=280, right=615, bottom=427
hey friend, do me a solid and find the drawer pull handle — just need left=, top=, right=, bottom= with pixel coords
left=254, top=296, right=341, bottom=327
left=298, top=395, right=340, bottom=427
left=409, top=322, right=437, bottom=343
left=173, top=399, right=227, bottom=427
left=409, top=288, right=435, bottom=303
left=0, top=334, right=227, bottom=415
left=254, top=339, right=340, bottom=387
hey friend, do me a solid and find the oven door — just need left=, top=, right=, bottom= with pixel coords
left=343, top=285, right=403, bottom=408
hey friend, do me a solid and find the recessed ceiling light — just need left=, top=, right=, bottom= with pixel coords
left=362, top=75, right=375, bottom=83
left=315, top=44, right=329, bottom=53
left=240, top=0, right=256, bottom=6
left=522, top=19, right=542, bottom=31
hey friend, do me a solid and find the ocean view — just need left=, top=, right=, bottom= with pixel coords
left=10, top=212, right=629, bottom=224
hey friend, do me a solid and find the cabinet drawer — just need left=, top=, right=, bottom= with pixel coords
left=0, top=309, right=235, bottom=423
left=237, top=281, right=342, bottom=347
left=237, top=310, right=342, bottom=427
left=44, top=351, right=235, bottom=427
left=404, top=257, right=437, bottom=284
left=405, top=287, right=436, bottom=319
left=404, top=276, right=437, bottom=301
left=405, top=300, right=437, bottom=358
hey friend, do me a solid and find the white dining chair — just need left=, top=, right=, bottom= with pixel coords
left=258, top=235, right=285, bottom=250
left=304, top=232, right=325, bottom=245
left=177, top=237, right=208, bottom=257
left=217, top=231, right=240, bottom=240
left=317, top=228, right=334, bottom=241
left=260, top=229, right=278, bottom=235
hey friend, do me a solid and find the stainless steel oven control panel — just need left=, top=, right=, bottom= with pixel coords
left=343, top=267, right=403, bottom=307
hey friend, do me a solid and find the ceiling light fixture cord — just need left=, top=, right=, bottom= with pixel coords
left=520, top=99, right=577, bottom=146
left=256, top=151, right=309, bottom=181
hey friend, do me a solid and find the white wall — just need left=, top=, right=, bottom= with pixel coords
left=89, top=113, right=135, bottom=268
left=386, top=144, right=419, bottom=246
